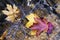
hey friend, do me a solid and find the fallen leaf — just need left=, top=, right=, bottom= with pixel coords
left=47, top=22, right=54, bottom=35
left=2, top=4, right=20, bottom=22
left=30, top=17, right=53, bottom=36
left=25, top=13, right=39, bottom=28
left=30, top=18, right=48, bottom=36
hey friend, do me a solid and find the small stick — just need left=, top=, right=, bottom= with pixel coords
left=0, top=30, right=8, bottom=40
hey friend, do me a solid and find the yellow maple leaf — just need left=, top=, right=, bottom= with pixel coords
left=2, top=4, right=20, bottom=22
left=25, top=13, right=39, bottom=28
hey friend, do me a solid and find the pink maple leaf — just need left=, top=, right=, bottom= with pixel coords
left=30, top=18, right=48, bottom=36
left=30, top=17, right=54, bottom=36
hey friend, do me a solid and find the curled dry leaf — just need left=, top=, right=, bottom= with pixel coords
left=47, top=22, right=54, bottom=35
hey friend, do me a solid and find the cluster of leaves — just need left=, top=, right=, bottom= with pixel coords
left=0, top=0, right=60, bottom=40
left=25, top=13, right=54, bottom=36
